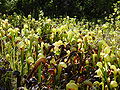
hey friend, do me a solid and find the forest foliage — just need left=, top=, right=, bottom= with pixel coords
left=0, top=0, right=119, bottom=20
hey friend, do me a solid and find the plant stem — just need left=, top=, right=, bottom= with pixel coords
left=38, top=64, right=42, bottom=82
left=21, top=49, right=24, bottom=76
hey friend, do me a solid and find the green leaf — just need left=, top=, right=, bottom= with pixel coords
left=98, top=40, right=108, bottom=48
left=104, top=54, right=111, bottom=62
left=66, top=80, right=78, bottom=90
left=110, top=81, right=118, bottom=88
left=27, top=57, right=34, bottom=64
left=104, top=46, right=110, bottom=54
left=57, top=62, right=67, bottom=79
left=58, top=62, right=67, bottom=68
left=97, top=62, right=103, bottom=68
left=83, top=80, right=93, bottom=87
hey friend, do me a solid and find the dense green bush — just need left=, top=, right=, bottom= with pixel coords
left=0, top=0, right=119, bottom=20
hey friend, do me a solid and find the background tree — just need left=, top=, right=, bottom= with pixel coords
left=0, top=0, right=119, bottom=20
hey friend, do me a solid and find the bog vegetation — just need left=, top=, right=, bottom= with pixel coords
left=0, top=1, right=120, bottom=90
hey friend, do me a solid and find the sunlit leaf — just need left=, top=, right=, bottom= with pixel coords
left=66, top=80, right=78, bottom=90
left=104, top=46, right=110, bottom=54
left=110, top=81, right=118, bottom=88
